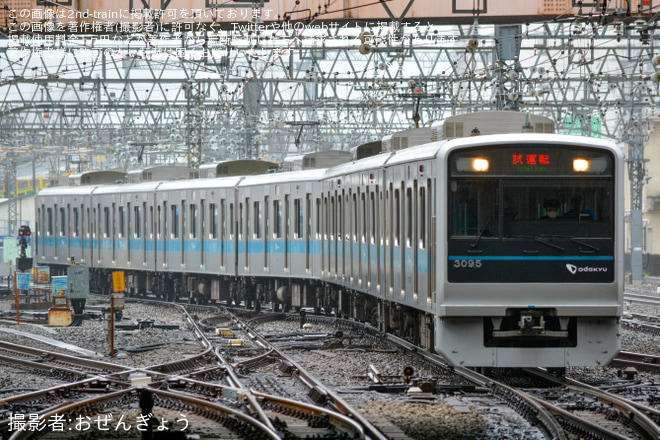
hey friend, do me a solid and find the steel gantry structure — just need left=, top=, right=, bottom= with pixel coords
left=0, top=0, right=658, bottom=282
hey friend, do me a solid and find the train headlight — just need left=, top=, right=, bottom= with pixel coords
left=472, top=158, right=489, bottom=172
left=573, top=158, right=607, bottom=173
left=456, top=157, right=490, bottom=172
left=573, top=159, right=589, bottom=172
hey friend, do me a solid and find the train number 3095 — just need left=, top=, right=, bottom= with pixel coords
left=452, top=259, right=482, bottom=268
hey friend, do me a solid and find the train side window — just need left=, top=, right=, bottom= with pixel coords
left=134, top=206, right=141, bottom=238
left=274, top=199, right=282, bottom=239
left=118, top=207, right=125, bottom=238
left=104, top=207, right=110, bottom=238
left=181, top=201, right=186, bottom=240
left=81, top=206, right=86, bottom=238
left=60, top=207, right=66, bottom=236
left=127, top=204, right=132, bottom=242
left=406, top=187, right=413, bottom=246
left=361, top=192, right=367, bottom=244
left=220, top=200, right=226, bottom=240
left=352, top=193, right=357, bottom=241
left=239, top=203, right=244, bottom=239
left=210, top=203, right=217, bottom=239
left=316, top=198, right=321, bottom=239
left=190, top=204, right=197, bottom=238
left=254, top=201, right=261, bottom=239
left=47, top=207, right=53, bottom=236
left=93, top=207, right=97, bottom=238
left=337, top=194, right=343, bottom=241
left=419, top=186, right=426, bottom=249
left=385, top=187, right=390, bottom=244
left=330, top=196, right=337, bottom=239
left=394, top=189, right=400, bottom=246
left=324, top=196, right=329, bottom=239
left=73, top=207, right=80, bottom=237
left=157, top=206, right=162, bottom=239
left=229, top=204, right=235, bottom=239
left=294, top=198, right=302, bottom=238
left=370, top=191, right=376, bottom=245
left=171, top=205, right=179, bottom=239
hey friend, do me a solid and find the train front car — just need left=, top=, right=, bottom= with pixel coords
left=438, top=133, right=623, bottom=368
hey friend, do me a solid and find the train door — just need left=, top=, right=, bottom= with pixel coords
left=208, top=201, right=218, bottom=272
left=412, top=181, right=418, bottom=299
left=111, top=202, right=117, bottom=263
left=220, top=199, right=226, bottom=270
left=346, top=190, right=359, bottom=284
left=315, top=196, right=321, bottom=276
left=361, top=189, right=367, bottom=289
left=321, top=196, right=326, bottom=276
left=126, top=202, right=132, bottom=266
left=83, top=205, right=90, bottom=264
left=332, top=190, right=342, bottom=278
left=180, top=200, right=186, bottom=268
left=244, top=198, right=250, bottom=271
left=162, top=201, right=168, bottom=268
left=406, top=182, right=414, bottom=302
left=369, top=187, right=378, bottom=291
left=66, top=204, right=71, bottom=263
left=284, top=195, right=290, bottom=271
left=143, top=202, right=148, bottom=267
left=323, top=195, right=329, bottom=277
left=398, top=181, right=406, bottom=298
left=378, top=185, right=384, bottom=296
left=200, top=200, right=205, bottom=268
left=418, top=180, right=427, bottom=301
left=232, top=202, right=238, bottom=274
left=264, top=196, right=269, bottom=270
left=387, top=184, right=394, bottom=298
left=427, top=178, right=435, bottom=306
left=37, top=206, right=43, bottom=261
left=306, top=194, right=312, bottom=272
left=53, top=203, right=58, bottom=259
left=93, top=205, right=99, bottom=263
left=331, top=193, right=337, bottom=278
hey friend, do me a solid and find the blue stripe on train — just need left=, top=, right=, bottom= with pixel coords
left=39, top=239, right=431, bottom=272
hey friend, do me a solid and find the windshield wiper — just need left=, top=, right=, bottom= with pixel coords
left=534, top=236, right=566, bottom=252
left=471, top=217, right=491, bottom=248
left=570, top=238, right=600, bottom=252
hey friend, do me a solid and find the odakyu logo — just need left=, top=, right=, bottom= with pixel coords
left=566, top=263, right=608, bottom=274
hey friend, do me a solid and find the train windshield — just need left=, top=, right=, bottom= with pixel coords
left=448, top=145, right=615, bottom=239
left=450, top=178, right=613, bottom=238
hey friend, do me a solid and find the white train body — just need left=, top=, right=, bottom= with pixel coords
left=35, top=132, right=623, bottom=367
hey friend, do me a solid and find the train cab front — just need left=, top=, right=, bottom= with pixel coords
left=438, top=138, right=623, bottom=368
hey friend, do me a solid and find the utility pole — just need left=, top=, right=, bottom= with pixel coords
left=626, top=116, right=648, bottom=285
left=4, top=151, right=18, bottom=236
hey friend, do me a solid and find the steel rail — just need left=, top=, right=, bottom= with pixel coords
left=385, top=333, right=567, bottom=440
left=525, top=367, right=660, bottom=440
left=6, top=387, right=282, bottom=440
left=238, top=313, right=388, bottom=440
left=0, top=340, right=126, bottom=373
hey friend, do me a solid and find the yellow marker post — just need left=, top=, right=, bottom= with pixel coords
left=112, top=271, right=125, bottom=293
left=110, top=272, right=125, bottom=358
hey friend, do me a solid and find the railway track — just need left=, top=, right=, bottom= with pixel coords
left=0, top=341, right=127, bottom=377
left=521, top=367, right=660, bottom=440
left=624, top=292, right=660, bottom=307
left=6, top=296, right=660, bottom=439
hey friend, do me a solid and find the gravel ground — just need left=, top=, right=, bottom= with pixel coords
left=255, top=318, right=546, bottom=440
left=0, top=297, right=207, bottom=367
left=2, top=283, right=660, bottom=440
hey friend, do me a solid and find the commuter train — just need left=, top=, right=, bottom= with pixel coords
left=34, top=125, right=623, bottom=368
